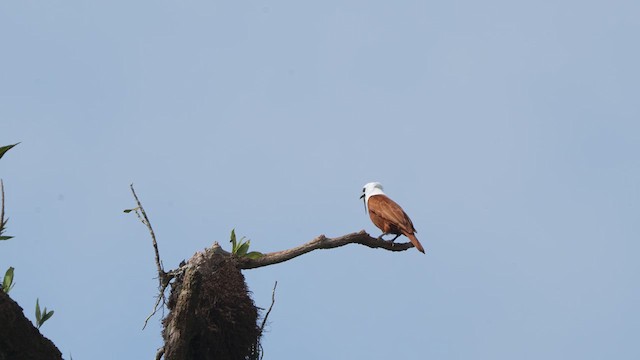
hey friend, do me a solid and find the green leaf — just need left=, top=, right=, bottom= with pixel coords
left=0, top=236, right=13, bottom=241
left=245, top=251, right=263, bottom=259
left=35, top=298, right=42, bottom=324
left=42, top=310, right=54, bottom=323
left=3, top=267, right=14, bottom=293
left=236, top=241, right=250, bottom=257
left=230, top=229, right=237, bottom=252
left=0, top=212, right=8, bottom=236
left=35, top=299, right=54, bottom=328
left=0, top=143, right=19, bottom=160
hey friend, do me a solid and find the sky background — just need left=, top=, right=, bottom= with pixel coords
left=2, top=0, right=639, bottom=359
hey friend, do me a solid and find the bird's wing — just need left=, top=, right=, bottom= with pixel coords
left=368, top=195, right=416, bottom=233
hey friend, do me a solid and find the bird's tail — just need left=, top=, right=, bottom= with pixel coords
left=406, top=233, right=425, bottom=254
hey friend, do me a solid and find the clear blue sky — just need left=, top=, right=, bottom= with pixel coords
left=2, top=0, right=639, bottom=359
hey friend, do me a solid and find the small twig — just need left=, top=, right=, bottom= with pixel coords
left=142, top=291, right=166, bottom=330
left=130, top=184, right=164, bottom=278
left=129, top=184, right=174, bottom=329
left=260, top=281, right=278, bottom=333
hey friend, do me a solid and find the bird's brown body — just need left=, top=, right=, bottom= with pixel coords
left=367, top=194, right=425, bottom=253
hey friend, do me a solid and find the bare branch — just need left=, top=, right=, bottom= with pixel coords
left=130, top=184, right=164, bottom=278
left=259, top=281, right=277, bottom=333
left=237, top=230, right=415, bottom=270
left=129, top=184, right=175, bottom=329
left=143, top=289, right=166, bottom=330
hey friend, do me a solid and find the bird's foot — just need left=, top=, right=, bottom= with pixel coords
left=378, top=233, right=400, bottom=246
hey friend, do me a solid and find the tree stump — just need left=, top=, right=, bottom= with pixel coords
left=162, top=248, right=260, bottom=360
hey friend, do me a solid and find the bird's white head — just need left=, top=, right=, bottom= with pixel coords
left=360, top=182, right=386, bottom=207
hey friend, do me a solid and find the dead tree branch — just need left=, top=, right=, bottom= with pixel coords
left=260, top=281, right=277, bottom=333
left=237, top=230, right=415, bottom=270
left=130, top=184, right=164, bottom=279
left=128, top=184, right=174, bottom=330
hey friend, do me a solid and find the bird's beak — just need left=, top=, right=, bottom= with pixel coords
left=360, top=193, right=367, bottom=213
left=359, top=194, right=365, bottom=199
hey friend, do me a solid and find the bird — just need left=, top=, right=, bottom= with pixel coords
left=360, top=182, right=425, bottom=253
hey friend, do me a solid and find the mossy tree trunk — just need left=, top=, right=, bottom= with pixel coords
left=0, top=290, right=62, bottom=360
left=162, top=250, right=260, bottom=360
